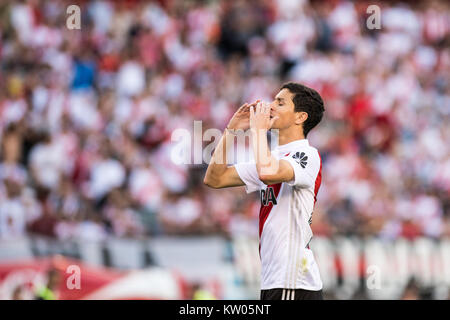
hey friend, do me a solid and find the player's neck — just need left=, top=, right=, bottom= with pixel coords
left=276, top=126, right=305, bottom=146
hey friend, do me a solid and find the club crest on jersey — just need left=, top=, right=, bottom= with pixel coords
left=292, top=152, right=308, bottom=168
left=260, top=186, right=277, bottom=206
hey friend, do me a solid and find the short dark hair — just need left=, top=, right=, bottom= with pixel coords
left=280, top=82, right=325, bottom=137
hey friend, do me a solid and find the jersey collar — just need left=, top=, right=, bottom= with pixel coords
left=274, top=139, right=309, bottom=154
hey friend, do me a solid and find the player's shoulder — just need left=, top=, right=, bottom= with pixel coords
left=289, top=143, right=320, bottom=156
left=286, top=144, right=320, bottom=167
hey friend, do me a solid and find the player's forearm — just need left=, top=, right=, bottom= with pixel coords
left=251, top=129, right=279, bottom=178
left=204, top=129, right=232, bottom=185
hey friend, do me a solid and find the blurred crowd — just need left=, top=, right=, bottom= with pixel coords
left=0, top=0, right=449, bottom=242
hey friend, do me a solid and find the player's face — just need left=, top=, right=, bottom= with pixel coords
left=269, top=89, right=297, bottom=129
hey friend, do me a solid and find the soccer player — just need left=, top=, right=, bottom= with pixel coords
left=204, top=82, right=325, bottom=300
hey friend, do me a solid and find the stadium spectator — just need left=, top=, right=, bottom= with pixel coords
left=0, top=0, right=447, bottom=242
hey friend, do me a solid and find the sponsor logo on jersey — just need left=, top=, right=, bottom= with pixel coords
left=260, top=186, right=278, bottom=206
left=292, top=152, right=308, bottom=168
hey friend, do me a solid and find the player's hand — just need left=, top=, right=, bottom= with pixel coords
left=226, top=100, right=260, bottom=131
left=250, top=101, right=279, bottom=131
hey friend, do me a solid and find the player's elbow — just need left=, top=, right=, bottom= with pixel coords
left=203, top=176, right=214, bottom=188
left=257, top=166, right=290, bottom=185
left=256, top=166, right=278, bottom=185
left=257, top=173, right=278, bottom=185
left=203, top=175, right=221, bottom=189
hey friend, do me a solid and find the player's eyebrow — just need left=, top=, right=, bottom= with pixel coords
left=276, top=97, right=284, bottom=102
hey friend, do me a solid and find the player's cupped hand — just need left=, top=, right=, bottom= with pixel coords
left=226, top=99, right=260, bottom=131
left=250, top=101, right=279, bottom=131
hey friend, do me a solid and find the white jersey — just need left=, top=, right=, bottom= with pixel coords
left=234, top=139, right=323, bottom=291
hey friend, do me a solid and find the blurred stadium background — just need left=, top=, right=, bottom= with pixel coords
left=0, top=0, right=449, bottom=300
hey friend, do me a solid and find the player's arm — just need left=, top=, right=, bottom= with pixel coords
left=250, top=102, right=295, bottom=185
left=203, top=101, right=259, bottom=189
left=203, top=130, right=244, bottom=189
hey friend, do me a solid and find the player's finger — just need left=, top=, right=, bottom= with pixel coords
left=264, top=102, right=270, bottom=114
left=250, top=105, right=255, bottom=117
left=238, top=103, right=248, bottom=112
left=249, top=99, right=261, bottom=107
left=242, top=103, right=251, bottom=112
left=261, top=102, right=267, bottom=115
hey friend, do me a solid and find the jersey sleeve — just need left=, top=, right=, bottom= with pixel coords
left=233, top=161, right=264, bottom=194
left=281, top=148, right=320, bottom=189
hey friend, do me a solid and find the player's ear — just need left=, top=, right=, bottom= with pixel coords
left=295, top=112, right=308, bottom=125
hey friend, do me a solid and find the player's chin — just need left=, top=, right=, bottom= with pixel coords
left=270, top=122, right=279, bottom=130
